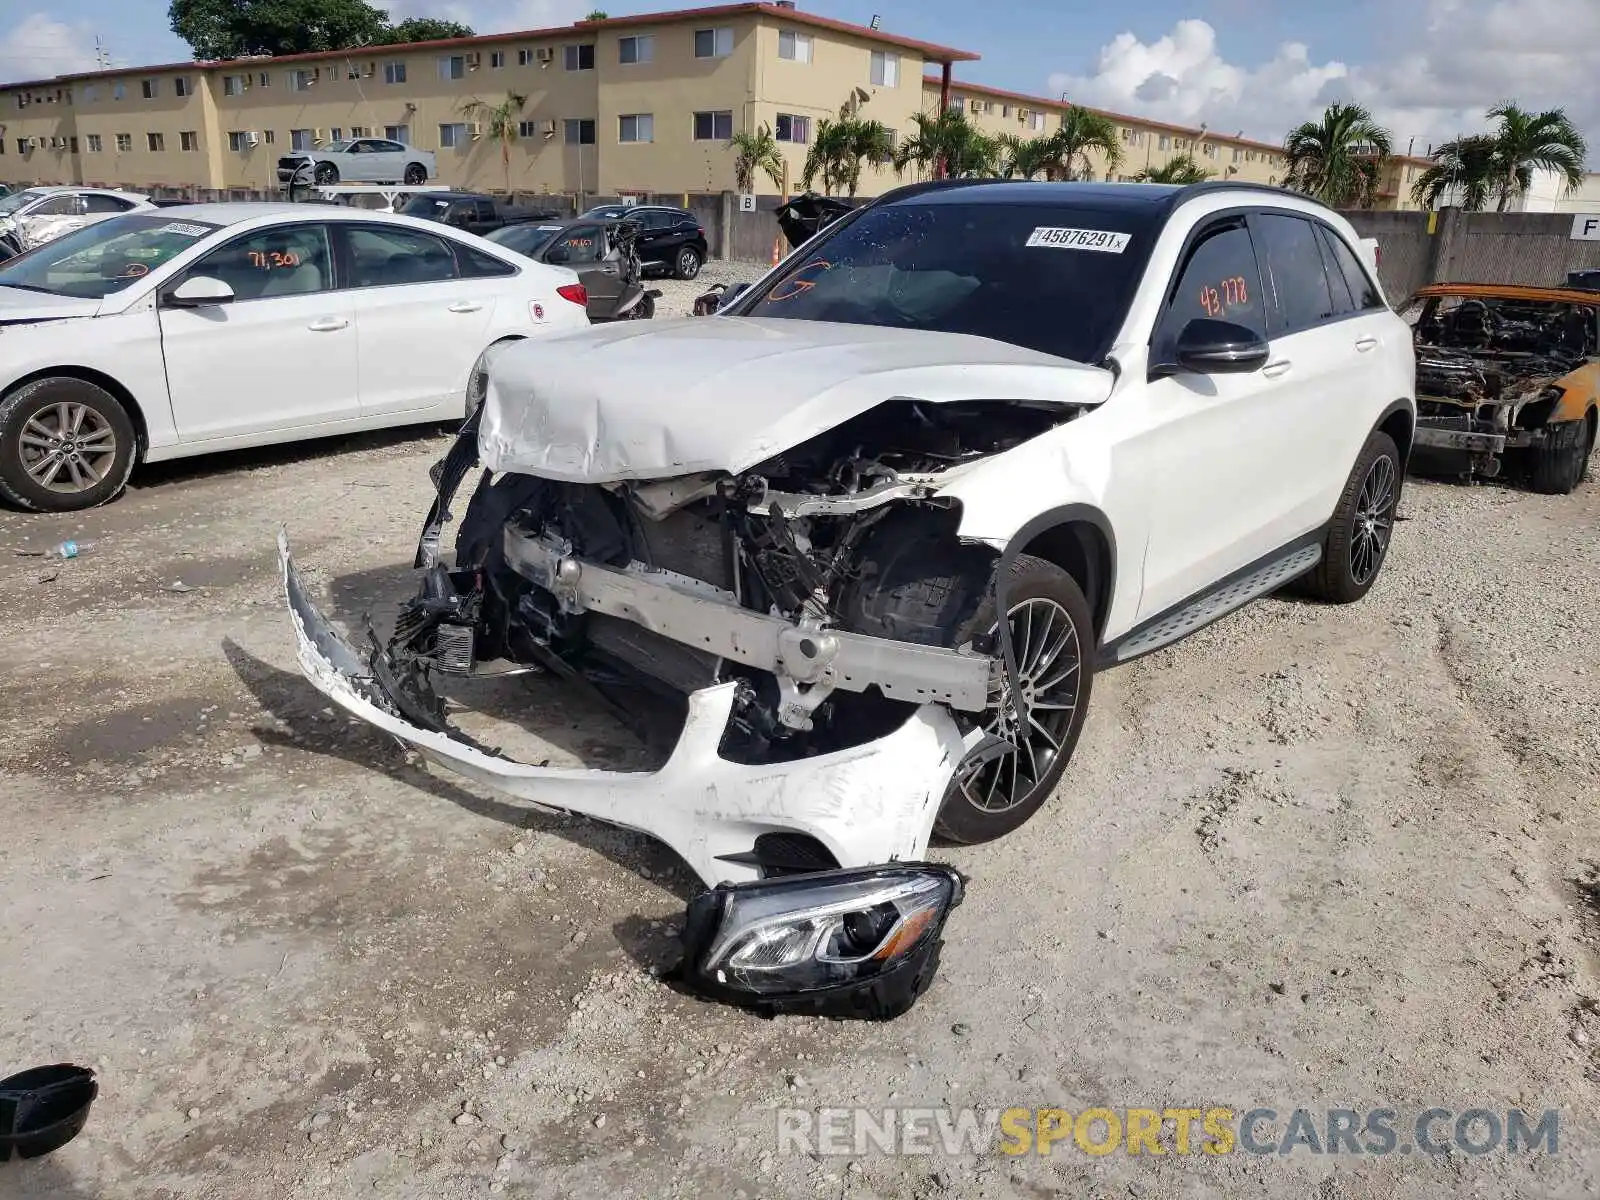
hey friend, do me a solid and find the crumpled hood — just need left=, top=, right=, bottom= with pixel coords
left=477, top=317, right=1114, bottom=481
left=0, top=287, right=103, bottom=324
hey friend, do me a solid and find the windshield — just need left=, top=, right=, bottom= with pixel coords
left=400, top=195, right=452, bottom=217
left=733, top=199, right=1155, bottom=364
left=325, top=140, right=354, bottom=153
left=0, top=189, right=48, bottom=216
left=486, top=224, right=564, bottom=256
left=0, top=213, right=219, bottom=298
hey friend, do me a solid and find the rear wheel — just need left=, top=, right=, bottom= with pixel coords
left=674, top=246, right=702, bottom=280
left=632, top=294, right=656, bottom=320
left=0, top=377, right=137, bottom=512
left=403, top=163, right=428, bottom=186
left=1301, top=430, right=1400, bottom=604
left=1527, top=416, right=1594, bottom=495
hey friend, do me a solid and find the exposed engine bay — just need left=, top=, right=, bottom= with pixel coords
left=1412, top=295, right=1594, bottom=453
left=388, top=398, right=1079, bottom=770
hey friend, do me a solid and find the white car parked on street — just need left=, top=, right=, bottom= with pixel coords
left=0, top=186, right=155, bottom=259
left=0, top=204, right=590, bottom=511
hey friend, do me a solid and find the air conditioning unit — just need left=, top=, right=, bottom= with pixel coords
left=313, top=127, right=326, bottom=142
left=1017, top=108, right=1029, bottom=122
left=536, top=47, right=554, bottom=65
left=541, top=118, right=556, bottom=137
left=246, top=131, right=261, bottom=146
left=466, top=121, right=483, bottom=138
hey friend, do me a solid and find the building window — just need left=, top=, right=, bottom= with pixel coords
left=383, top=61, right=407, bottom=84
left=693, top=110, right=733, bottom=141
left=517, top=120, right=537, bottom=137
left=82, top=84, right=101, bottom=102
left=438, top=55, right=466, bottom=81
left=329, top=127, right=343, bottom=141
left=228, top=131, right=248, bottom=151
left=86, top=133, right=103, bottom=152
left=147, top=132, right=165, bottom=151
left=778, top=30, right=812, bottom=62
left=563, top=43, right=595, bottom=70
left=439, top=122, right=469, bottom=147
left=619, top=35, right=654, bottom=64
left=349, top=125, right=369, bottom=137
left=618, top=113, right=653, bottom=143
left=289, top=128, right=313, bottom=150
left=1203, top=143, right=1218, bottom=159
left=115, top=133, right=132, bottom=152
left=113, top=83, right=126, bottom=100
left=174, top=77, right=191, bottom=97
left=290, top=69, right=316, bottom=91
left=1030, top=112, right=1046, bottom=132
left=564, top=118, right=596, bottom=145
left=870, top=50, right=898, bottom=87
left=257, top=71, right=271, bottom=87
left=1158, top=134, right=1171, bottom=150
left=518, top=48, right=534, bottom=65
left=385, top=124, right=410, bottom=142
left=141, top=79, right=157, bottom=98
left=775, top=112, right=809, bottom=143
left=949, top=96, right=964, bottom=113
left=489, top=51, right=505, bottom=68
left=694, top=27, right=733, bottom=58
left=223, top=75, right=242, bottom=97
left=264, top=129, right=276, bottom=143
left=180, top=130, right=198, bottom=150
left=69, top=136, right=79, bottom=153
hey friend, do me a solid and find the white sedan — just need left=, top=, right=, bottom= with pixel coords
left=0, top=204, right=591, bottom=511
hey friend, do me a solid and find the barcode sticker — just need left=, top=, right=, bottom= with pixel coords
left=158, top=222, right=212, bottom=238
left=1025, top=227, right=1131, bottom=253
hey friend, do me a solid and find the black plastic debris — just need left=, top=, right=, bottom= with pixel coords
left=0, top=1064, right=98, bottom=1162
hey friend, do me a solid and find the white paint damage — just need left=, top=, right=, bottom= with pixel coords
left=280, top=531, right=974, bottom=887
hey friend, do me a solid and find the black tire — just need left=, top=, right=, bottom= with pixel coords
left=838, top=519, right=1094, bottom=844
left=674, top=246, right=702, bottom=280
left=1527, top=416, right=1594, bottom=495
left=0, top=376, right=137, bottom=512
left=313, top=162, right=339, bottom=185
left=403, top=163, right=427, bottom=186
left=1300, top=430, right=1401, bottom=604
left=632, top=294, right=655, bottom=320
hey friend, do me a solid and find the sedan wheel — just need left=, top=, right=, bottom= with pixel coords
left=314, top=162, right=339, bottom=185
left=403, top=163, right=427, bottom=186
left=0, top=377, right=137, bottom=512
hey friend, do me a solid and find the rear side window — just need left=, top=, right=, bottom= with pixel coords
left=83, top=194, right=135, bottom=213
left=344, top=225, right=458, bottom=287
left=1317, top=225, right=1382, bottom=312
left=1156, top=221, right=1267, bottom=351
left=1254, top=213, right=1336, bottom=334
left=456, top=242, right=517, bottom=277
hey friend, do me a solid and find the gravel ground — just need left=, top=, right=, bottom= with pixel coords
left=2, top=324, right=1599, bottom=1199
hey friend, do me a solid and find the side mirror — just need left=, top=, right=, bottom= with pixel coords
left=1171, top=317, right=1269, bottom=374
left=165, top=275, right=235, bottom=308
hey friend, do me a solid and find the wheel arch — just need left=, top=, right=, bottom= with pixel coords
left=1375, top=397, right=1414, bottom=466
left=996, top=504, right=1117, bottom=645
left=2, top=366, right=149, bottom=461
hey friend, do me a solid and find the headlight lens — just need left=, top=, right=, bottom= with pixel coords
left=681, top=864, right=964, bottom=1015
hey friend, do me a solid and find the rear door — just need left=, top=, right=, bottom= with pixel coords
left=634, top=209, right=679, bottom=267
left=336, top=222, right=496, bottom=416
left=158, top=221, right=359, bottom=439
left=368, top=140, right=408, bottom=182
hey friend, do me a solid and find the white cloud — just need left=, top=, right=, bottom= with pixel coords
left=1047, top=0, right=1600, bottom=153
left=0, top=13, right=99, bottom=82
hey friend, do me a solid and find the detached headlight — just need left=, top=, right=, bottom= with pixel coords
left=679, top=863, right=964, bottom=1019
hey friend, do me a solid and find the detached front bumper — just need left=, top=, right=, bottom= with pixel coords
left=279, top=531, right=974, bottom=889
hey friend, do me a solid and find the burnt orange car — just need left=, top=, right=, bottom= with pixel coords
left=1403, top=282, right=1599, bottom=494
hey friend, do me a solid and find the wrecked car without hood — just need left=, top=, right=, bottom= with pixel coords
left=1405, top=282, right=1599, bottom=494
left=282, top=179, right=1417, bottom=1017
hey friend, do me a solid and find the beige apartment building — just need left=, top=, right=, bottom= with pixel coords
left=0, top=1, right=1429, bottom=207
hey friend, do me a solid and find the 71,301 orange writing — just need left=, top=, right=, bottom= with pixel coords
left=248, top=249, right=301, bottom=269
left=1199, top=275, right=1248, bottom=318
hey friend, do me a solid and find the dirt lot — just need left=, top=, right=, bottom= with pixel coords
left=3, top=292, right=1600, bottom=1198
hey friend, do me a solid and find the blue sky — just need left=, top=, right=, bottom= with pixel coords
left=5, top=0, right=1597, bottom=149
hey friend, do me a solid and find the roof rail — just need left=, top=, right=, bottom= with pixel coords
left=1174, top=180, right=1332, bottom=211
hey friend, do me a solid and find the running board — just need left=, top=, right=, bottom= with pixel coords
left=1107, top=543, right=1322, bottom=664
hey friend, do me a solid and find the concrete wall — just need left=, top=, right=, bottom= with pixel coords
left=1343, top=207, right=1600, bottom=301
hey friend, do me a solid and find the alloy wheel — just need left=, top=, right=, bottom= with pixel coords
left=1350, top=452, right=1396, bottom=586
left=19, top=402, right=118, bottom=494
left=953, top=597, right=1082, bottom=815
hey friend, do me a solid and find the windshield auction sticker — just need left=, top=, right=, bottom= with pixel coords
left=158, top=222, right=212, bottom=238
left=1025, top=227, right=1131, bottom=253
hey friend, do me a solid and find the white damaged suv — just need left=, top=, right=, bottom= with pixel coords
left=282, top=180, right=1416, bottom=1017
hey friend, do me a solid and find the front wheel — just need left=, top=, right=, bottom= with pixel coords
left=403, top=163, right=428, bottom=186
left=1300, top=430, right=1400, bottom=604
left=630, top=293, right=656, bottom=320
left=313, top=162, right=339, bottom=185
left=674, top=246, right=702, bottom=280
left=1527, top=416, right=1593, bottom=495
left=0, top=377, right=138, bottom=512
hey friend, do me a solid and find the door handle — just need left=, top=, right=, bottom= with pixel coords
left=307, top=317, right=348, bottom=332
left=447, top=301, right=485, bottom=313
left=1355, top=336, right=1379, bottom=352
left=1262, top=359, right=1292, bottom=378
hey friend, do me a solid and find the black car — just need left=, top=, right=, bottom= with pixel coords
left=576, top=204, right=708, bottom=279
left=398, top=191, right=561, bottom=237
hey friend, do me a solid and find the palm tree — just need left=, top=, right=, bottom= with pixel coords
left=1481, top=102, right=1587, bottom=211
left=1134, top=153, right=1213, bottom=184
left=1045, top=105, right=1123, bottom=181
left=1410, top=133, right=1497, bottom=210
left=459, top=92, right=526, bottom=194
left=801, top=117, right=895, bottom=196
left=1282, top=102, right=1393, bottom=208
left=894, top=109, right=998, bottom=179
left=728, top=123, right=785, bottom=193
left=995, top=133, right=1056, bottom=180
